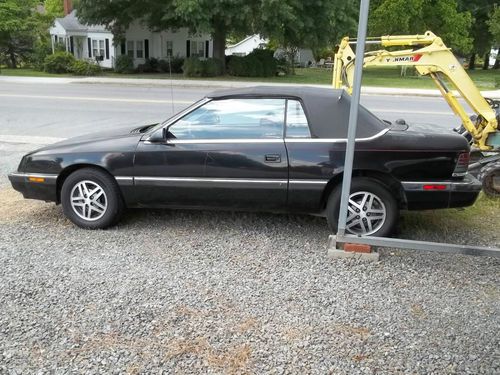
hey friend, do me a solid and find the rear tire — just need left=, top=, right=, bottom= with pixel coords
left=61, top=168, right=124, bottom=229
left=478, top=161, right=500, bottom=198
left=326, top=177, right=398, bottom=237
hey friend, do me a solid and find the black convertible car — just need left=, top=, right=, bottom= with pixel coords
left=9, top=86, right=481, bottom=236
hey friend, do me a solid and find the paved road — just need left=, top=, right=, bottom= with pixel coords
left=0, top=81, right=469, bottom=139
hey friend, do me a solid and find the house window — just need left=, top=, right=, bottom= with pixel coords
left=166, top=40, right=173, bottom=57
left=136, top=41, right=143, bottom=58
left=127, top=41, right=134, bottom=57
left=190, top=41, right=205, bottom=58
left=92, top=39, right=105, bottom=58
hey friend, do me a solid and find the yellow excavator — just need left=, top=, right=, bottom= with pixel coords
left=333, top=31, right=500, bottom=197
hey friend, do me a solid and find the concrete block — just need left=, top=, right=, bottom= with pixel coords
left=327, top=234, right=379, bottom=262
left=327, top=248, right=380, bottom=261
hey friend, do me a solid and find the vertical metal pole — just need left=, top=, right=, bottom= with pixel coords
left=336, top=0, right=370, bottom=236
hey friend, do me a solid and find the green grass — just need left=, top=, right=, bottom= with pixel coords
left=0, top=67, right=72, bottom=77
left=1, top=66, right=498, bottom=90
left=400, top=193, right=500, bottom=243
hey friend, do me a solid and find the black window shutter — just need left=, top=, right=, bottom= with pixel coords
left=205, top=40, right=209, bottom=58
left=105, top=39, right=110, bottom=59
left=70, top=36, right=74, bottom=54
left=144, top=39, right=149, bottom=59
left=186, top=40, right=190, bottom=57
left=120, top=41, right=126, bottom=55
left=87, top=38, right=91, bottom=57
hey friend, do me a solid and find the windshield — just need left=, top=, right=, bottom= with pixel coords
left=149, top=98, right=209, bottom=133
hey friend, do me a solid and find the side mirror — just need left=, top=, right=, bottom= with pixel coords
left=148, top=128, right=174, bottom=143
left=148, top=128, right=167, bottom=143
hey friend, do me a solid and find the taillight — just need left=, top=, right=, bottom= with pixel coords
left=423, top=184, right=447, bottom=190
left=452, top=152, right=470, bottom=177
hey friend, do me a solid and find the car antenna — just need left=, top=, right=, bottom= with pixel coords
left=168, top=55, right=175, bottom=114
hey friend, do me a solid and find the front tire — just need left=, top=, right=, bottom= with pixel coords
left=61, top=168, right=124, bottom=229
left=326, top=178, right=398, bottom=237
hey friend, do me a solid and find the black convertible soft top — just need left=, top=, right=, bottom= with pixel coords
left=207, top=86, right=387, bottom=138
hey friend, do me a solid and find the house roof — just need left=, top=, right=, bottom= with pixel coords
left=55, top=10, right=109, bottom=33
left=206, top=86, right=387, bottom=139
left=226, top=34, right=267, bottom=49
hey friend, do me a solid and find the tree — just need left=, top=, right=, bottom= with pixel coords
left=260, top=0, right=358, bottom=72
left=488, top=4, right=500, bottom=44
left=77, top=0, right=358, bottom=73
left=487, top=4, right=500, bottom=68
left=458, top=0, right=496, bottom=69
left=369, top=0, right=473, bottom=54
left=77, top=0, right=261, bottom=71
left=0, top=0, right=40, bottom=68
left=44, top=0, right=64, bottom=18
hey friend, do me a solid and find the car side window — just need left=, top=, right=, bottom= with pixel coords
left=169, top=98, right=286, bottom=139
left=286, top=99, right=311, bottom=138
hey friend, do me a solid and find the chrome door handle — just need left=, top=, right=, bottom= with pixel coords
left=265, top=154, right=281, bottom=163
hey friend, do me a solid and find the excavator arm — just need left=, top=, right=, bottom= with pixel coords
left=333, top=31, right=500, bottom=151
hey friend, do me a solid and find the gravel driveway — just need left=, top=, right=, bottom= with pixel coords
left=1, top=145, right=499, bottom=374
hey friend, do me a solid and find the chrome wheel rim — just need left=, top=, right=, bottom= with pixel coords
left=346, top=191, right=386, bottom=235
left=70, top=180, right=107, bottom=221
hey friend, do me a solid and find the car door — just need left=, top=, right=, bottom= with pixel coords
left=133, top=97, right=289, bottom=210
left=199, top=98, right=288, bottom=210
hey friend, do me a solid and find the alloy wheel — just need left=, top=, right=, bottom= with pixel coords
left=346, top=191, right=386, bottom=235
left=70, top=180, right=108, bottom=221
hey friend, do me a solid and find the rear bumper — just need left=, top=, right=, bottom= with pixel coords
left=402, top=174, right=482, bottom=210
left=8, top=172, right=58, bottom=202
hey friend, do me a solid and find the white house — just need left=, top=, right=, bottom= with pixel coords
left=274, top=48, right=316, bottom=67
left=489, top=47, right=499, bottom=67
left=225, top=35, right=267, bottom=56
left=225, top=34, right=316, bottom=67
left=119, top=21, right=213, bottom=67
left=49, top=1, right=213, bottom=69
left=50, top=10, right=115, bottom=68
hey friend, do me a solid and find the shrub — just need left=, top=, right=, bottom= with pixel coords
left=203, top=58, right=223, bottom=77
left=182, top=57, right=223, bottom=77
left=227, top=49, right=278, bottom=77
left=159, top=56, right=184, bottom=73
left=70, top=60, right=101, bottom=76
left=43, top=52, right=75, bottom=73
left=227, top=55, right=246, bottom=76
left=137, top=57, right=160, bottom=73
left=276, top=56, right=290, bottom=75
left=171, top=56, right=185, bottom=73
left=248, top=49, right=277, bottom=77
left=114, top=55, right=134, bottom=73
left=182, top=57, right=205, bottom=77
left=30, top=40, right=52, bottom=70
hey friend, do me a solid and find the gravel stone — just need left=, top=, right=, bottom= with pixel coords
left=0, top=147, right=499, bottom=374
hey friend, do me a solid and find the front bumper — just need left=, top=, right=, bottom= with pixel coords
left=8, top=172, right=58, bottom=202
left=402, top=174, right=482, bottom=210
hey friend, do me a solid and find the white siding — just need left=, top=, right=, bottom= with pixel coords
left=86, top=32, right=115, bottom=68
left=49, top=17, right=213, bottom=69
left=120, top=23, right=212, bottom=66
left=49, top=20, right=67, bottom=37
left=225, top=35, right=268, bottom=56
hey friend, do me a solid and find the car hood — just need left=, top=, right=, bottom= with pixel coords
left=32, top=124, right=158, bottom=152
